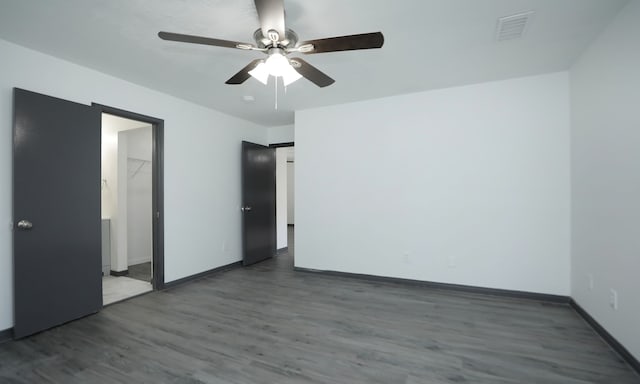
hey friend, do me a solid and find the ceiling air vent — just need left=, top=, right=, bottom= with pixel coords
left=495, top=11, right=535, bottom=41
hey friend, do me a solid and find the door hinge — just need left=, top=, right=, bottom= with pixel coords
left=156, top=211, right=160, bottom=219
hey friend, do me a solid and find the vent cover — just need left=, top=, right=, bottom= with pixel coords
left=495, top=11, right=535, bottom=41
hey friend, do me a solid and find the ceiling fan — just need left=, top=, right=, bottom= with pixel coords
left=158, top=0, right=384, bottom=88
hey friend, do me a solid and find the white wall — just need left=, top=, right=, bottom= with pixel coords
left=268, top=124, right=294, bottom=144
left=295, top=72, right=571, bottom=295
left=101, top=117, right=130, bottom=273
left=287, top=162, right=295, bottom=225
left=101, top=120, right=153, bottom=271
left=275, top=147, right=288, bottom=249
left=115, top=131, right=129, bottom=272
left=101, top=121, right=118, bottom=274
left=126, top=125, right=153, bottom=160
left=101, top=121, right=118, bottom=221
left=270, top=125, right=294, bottom=248
left=570, top=0, right=640, bottom=361
left=125, top=127, right=153, bottom=266
left=0, top=39, right=267, bottom=331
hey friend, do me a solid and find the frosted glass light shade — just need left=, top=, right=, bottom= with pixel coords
left=281, top=65, right=302, bottom=86
left=248, top=62, right=269, bottom=85
left=249, top=53, right=302, bottom=86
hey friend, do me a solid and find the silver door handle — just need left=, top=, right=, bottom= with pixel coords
left=17, top=220, right=33, bottom=230
left=241, top=206, right=252, bottom=212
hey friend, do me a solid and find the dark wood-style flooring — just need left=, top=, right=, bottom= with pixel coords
left=0, top=228, right=638, bottom=383
left=127, top=261, right=151, bottom=283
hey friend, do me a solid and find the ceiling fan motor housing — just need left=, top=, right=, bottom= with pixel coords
left=254, top=28, right=298, bottom=49
left=158, top=0, right=384, bottom=87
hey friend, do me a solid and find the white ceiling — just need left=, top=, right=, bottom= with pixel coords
left=0, top=0, right=629, bottom=126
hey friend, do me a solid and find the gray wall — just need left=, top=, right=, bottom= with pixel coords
left=295, top=72, right=571, bottom=296
left=0, top=38, right=267, bottom=331
left=570, top=0, right=640, bottom=361
left=275, top=148, right=288, bottom=249
left=287, top=162, right=295, bottom=225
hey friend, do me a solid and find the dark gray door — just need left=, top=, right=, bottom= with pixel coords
left=241, top=141, right=276, bottom=266
left=13, top=88, right=102, bottom=338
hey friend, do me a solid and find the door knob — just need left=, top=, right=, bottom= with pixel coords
left=241, top=206, right=252, bottom=212
left=17, top=220, right=33, bottom=230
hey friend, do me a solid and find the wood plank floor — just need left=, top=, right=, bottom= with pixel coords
left=127, top=262, right=152, bottom=283
left=1, top=230, right=638, bottom=383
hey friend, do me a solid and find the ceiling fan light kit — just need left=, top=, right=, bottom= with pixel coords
left=158, top=0, right=384, bottom=88
left=248, top=48, right=303, bottom=86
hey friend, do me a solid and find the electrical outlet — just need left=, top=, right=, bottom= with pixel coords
left=609, top=289, right=618, bottom=310
left=587, top=274, right=594, bottom=291
left=402, top=252, right=410, bottom=264
left=448, top=255, right=456, bottom=268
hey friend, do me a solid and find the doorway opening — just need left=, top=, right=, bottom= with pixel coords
left=272, top=143, right=295, bottom=264
left=97, top=105, right=164, bottom=305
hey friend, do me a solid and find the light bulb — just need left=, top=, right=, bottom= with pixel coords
left=265, top=53, right=290, bottom=77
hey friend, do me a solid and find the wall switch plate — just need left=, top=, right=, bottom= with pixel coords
left=609, top=289, right=618, bottom=310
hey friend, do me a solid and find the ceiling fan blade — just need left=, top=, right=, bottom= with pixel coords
left=225, top=59, right=263, bottom=85
left=254, top=0, right=286, bottom=40
left=300, top=32, right=384, bottom=54
left=158, top=31, right=251, bottom=50
left=290, top=58, right=335, bottom=88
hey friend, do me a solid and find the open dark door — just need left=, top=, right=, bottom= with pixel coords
left=13, top=88, right=102, bottom=338
left=241, top=141, right=276, bottom=266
